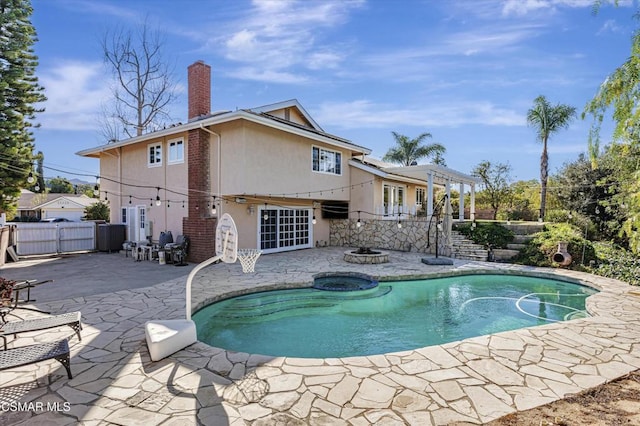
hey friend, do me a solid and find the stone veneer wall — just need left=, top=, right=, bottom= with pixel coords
left=330, top=219, right=451, bottom=256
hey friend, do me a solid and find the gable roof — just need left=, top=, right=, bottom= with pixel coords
left=17, top=191, right=97, bottom=210
left=76, top=100, right=370, bottom=158
left=248, top=99, right=324, bottom=132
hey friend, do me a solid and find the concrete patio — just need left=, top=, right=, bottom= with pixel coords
left=1, top=247, right=640, bottom=425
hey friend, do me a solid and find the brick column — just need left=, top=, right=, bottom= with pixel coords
left=184, top=127, right=216, bottom=263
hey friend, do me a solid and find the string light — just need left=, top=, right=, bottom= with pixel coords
left=312, top=208, right=317, bottom=225
left=27, top=172, right=35, bottom=184
left=263, top=203, right=269, bottom=221
left=155, top=187, right=161, bottom=206
left=356, top=211, right=362, bottom=228
left=212, top=196, right=217, bottom=215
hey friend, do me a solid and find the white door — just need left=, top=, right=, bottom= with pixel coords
left=258, top=207, right=312, bottom=254
left=136, top=206, right=147, bottom=242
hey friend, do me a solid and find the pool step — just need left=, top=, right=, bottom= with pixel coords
left=214, top=286, right=392, bottom=322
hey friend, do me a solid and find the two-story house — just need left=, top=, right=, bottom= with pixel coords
left=78, top=61, right=477, bottom=262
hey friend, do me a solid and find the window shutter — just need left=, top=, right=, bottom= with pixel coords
left=335, top=152, right=342, bottom=174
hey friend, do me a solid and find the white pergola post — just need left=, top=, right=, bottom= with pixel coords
left=458, top=182, right=465, bottom=222
left=427, top=171, right=434, bottom=216
left=445, top=178, right=451, bottom=201
left=470, top=183, right=476, bottom=221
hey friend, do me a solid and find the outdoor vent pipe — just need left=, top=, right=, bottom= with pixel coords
left=552, top=242, right=572, bottom=267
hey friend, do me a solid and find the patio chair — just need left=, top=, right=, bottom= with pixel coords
left=0, top=280, right=52, bottom=323
left=0, top=339, right=72, bottom=379
left=1, top=311, right=82, bottom=350
left=165, top=235, right=189, bottom=265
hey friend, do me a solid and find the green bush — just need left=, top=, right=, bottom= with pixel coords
left=455, top=222, right=514, bottom=249
left=589, top=242, right=640, bottom=286
left=84, top=200, right=110, bottom=221
left=514, top=223, right=596, bottom=268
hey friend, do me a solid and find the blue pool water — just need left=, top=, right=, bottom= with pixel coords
left=193, top=274, right=597, bottom=358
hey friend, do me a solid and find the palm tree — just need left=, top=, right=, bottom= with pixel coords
left=383, top=131, right=446, bottom=166
left=526, top=95, right=576, bottom=219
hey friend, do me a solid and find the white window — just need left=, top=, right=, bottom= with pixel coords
left=416, top=188, right=426, bottom=206
left=383, top=183, right=406, bottom=216
left=168, top=139, right=184, bottom=164
left=148, top=143, right=162, bottom=167
left=312, top=146, right=342, bottom=175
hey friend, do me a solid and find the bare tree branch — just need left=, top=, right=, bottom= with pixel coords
left=101, top=19, right=177, bottom=140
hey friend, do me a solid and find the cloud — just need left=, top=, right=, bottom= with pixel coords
left=55, top=0, right=139, bottom=21
left=502, top=0, right=609, bottom=16
left=216, top=0, right=364, bottom=83
left=38, top=61, right=110, bottom=131
left=597, top=19, right=622, bottom=35
left=313, top=99, right=525, bottom=129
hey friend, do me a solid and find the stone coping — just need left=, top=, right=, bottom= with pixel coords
left=3, top=247, right=640, bottom=425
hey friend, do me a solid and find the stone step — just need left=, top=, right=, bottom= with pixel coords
left=506, top=243, right=526, bottom=250
left=502, top=223, right=545, bottom=235
left=512, top=234, right=534, bottom=244
left=492, top=249, right=520, bottom=261
left=453, top=253, right=488, bottom=261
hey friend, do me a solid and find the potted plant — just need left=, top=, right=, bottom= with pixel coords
left=0, top=277, right=16, bottom=306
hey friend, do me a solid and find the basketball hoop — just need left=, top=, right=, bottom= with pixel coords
left=237, top=249, right=262, bottom=273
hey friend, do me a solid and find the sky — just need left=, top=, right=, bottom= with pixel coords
left=30, top=0, right=637, bottom=183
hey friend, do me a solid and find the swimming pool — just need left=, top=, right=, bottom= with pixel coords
left=193, top=273, right=597, bottom=358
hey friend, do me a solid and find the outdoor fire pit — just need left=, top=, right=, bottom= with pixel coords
left=343, top=247, right=389, bottom=264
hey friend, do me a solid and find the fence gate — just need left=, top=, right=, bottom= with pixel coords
left=13, top=222, right=96, bottom=256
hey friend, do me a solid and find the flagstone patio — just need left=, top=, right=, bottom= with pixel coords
left=2, top=247, right=640, bottom=425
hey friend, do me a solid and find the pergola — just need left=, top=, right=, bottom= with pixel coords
left=384, top=164, right=481, bottom=221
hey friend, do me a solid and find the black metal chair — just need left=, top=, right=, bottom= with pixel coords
left=165, top=235, right=189, bottom=266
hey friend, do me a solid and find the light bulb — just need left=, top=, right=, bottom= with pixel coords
left=155, top=196, right=161, bottom=207
left=397, top=221, right=402, bottom=229
left=34, top=185, right=40, bottom=191
left=27, top=173, right=35, bottom=184
left=263, top=213, right=269, bottom=221
left=212, top=206, right=217, bottom=215
left=93, top=185, right=99, bottom=196
left=312, top=216, right=317, bottom=225
left=356, top=219, right=362, bottom=228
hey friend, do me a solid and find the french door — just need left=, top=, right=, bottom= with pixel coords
left=258, top=207, right=312, bottom=253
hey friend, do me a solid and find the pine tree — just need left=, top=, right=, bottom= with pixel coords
left=0, top=0, right=46, bottom=213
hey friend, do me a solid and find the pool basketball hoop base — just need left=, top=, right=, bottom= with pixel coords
left=145, top=214, right=239, bottom=361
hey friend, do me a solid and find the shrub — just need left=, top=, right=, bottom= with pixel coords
left=0, top=277, right=16, bottom=301
left=455, top=222, right=514, bottom=249
left=514, top=223, right=596, bottom=268
left=589, top=242, right=640, bottom=286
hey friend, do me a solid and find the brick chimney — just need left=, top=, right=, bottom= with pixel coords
left=188, top=60, right=211, bottom=121
left=184, top=61, right=216, bottom=262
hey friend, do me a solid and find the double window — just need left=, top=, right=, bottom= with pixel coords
left=148, top=138, right=184, bottom=167
left=312, top=146, right=342, bottom=175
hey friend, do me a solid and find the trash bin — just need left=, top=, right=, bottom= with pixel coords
left=98, top=224, right=126, bottom=253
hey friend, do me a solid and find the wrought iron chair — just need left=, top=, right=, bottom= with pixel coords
left=165, top=235, right=189, bottom=265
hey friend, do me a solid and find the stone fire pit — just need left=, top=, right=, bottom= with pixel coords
left=343, top=248, right=389, bottom=264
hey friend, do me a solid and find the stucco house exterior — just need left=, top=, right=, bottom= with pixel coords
left=77, top=61, right=477, bottom=262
